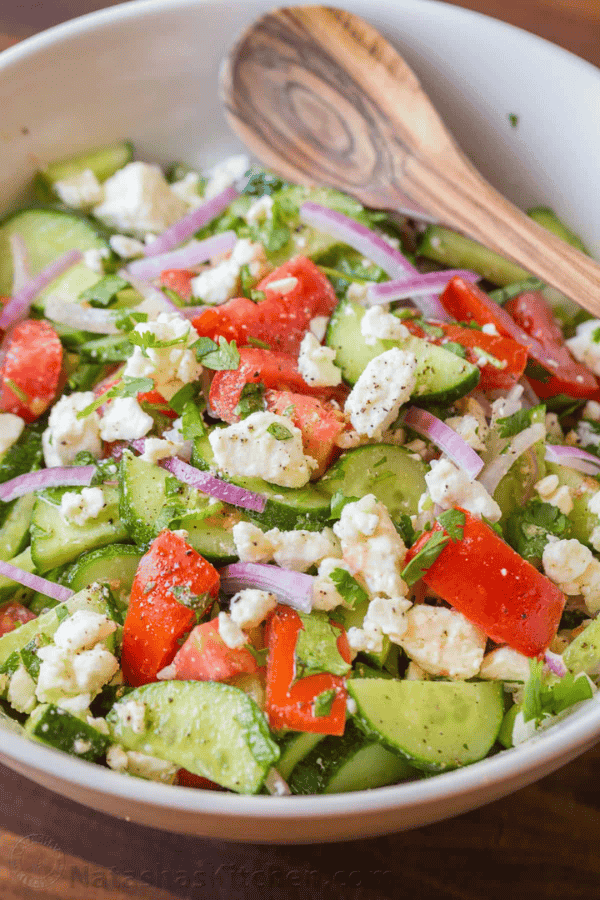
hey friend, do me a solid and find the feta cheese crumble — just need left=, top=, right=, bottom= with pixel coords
left=229, top=589, right=278, bottom=630
left=42, top=392, right=102, bottom=468
left=566, top=319, right=600, bottom=376
left=217, top=611, right=247, bottom=649
left=232, top=521, right=341, bottom=572
left=0, top=413, right=25, bottom=455
left=93, top=162, right=188, bottom=236
left=99, top=396, right=153, bottom=442
left=190, top=238, right=267, bottom=306
left=360, top=306, right=409, bottom=345
left=123, top=312, right=202, bottom=400
left=60, top=487, right=106, bottom=527
left=297, top=333, right=342, bottom=388
left=424, top=457, right=502, bottom=522
left=54, top=169, right=104, bottom=209
left=542, top=537, right=600, bottom=613
left=345, top=348, right=417, bottom=439
left=399, top=606, right=487, bottom=679
left=204, top=154, right=249, bottom=200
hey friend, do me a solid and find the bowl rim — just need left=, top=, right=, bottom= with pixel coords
left=1, top=0, right=600, bottom=822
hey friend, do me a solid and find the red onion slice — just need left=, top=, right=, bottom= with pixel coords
left=9, top=233, right=30, bottom=295
left=368, top=270, right=479, bottom=304
left=0, top=466, right=95, bottom=503
left=544, top=649, right=567, bottom=677
left=120, top=271, right=179, bottom=316
left=479, top=422, right=546, bottom=494
left=299, top=202, right=449, bottom=319
left=545, top=444, right=600, bottom=476
left=127, top=231, right=237, bottom=280
left=161, top=456, right=266, bottom=513
left=143, top=185, right=239, bottom=257
left=404, top=406, right=484, bottom=480
left=220, top=563, right=313, bottom=613
left=0, top=559, right=73, bottom=603
left=44, top=297, right=120, bottom=334
left=0, top=248, right=82, bottom=329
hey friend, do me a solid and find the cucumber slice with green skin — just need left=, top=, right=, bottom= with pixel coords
left=30, top=485, right=129, bottom=574
left=318, top=443, right=427, bottom=521
left=36, top=262, right=104, bottom=312
left=35, top=141, right=134, bottom=198
left=0, top=208, right=109, bottom=296
left=107, top=680, right=280, bottom=794
left=527, top=207, right=588, bottom=255
left=276, top=731, right=325, bottom=781
left=497, top=703, right=520, bottom=749
left=26, top=703, right=110, bottom=761
left=417, top=225, right=530, bottom=286
left=347, top=678, right=504, bottom=772
left=555, top=617, right=600, bottom=680
left=0, top=586, right=114, bottom=670
left=288, top=720, right=416, bottom=794
left=0, top=422, right=44, bottom=508
left=544, top=462, right=600, bottom=546
left=119, top=451, right=240, bottom=564
left=0, top=548, right=36, bottom=604
left=325, top=298, right=480, bottom=403
left=63, top=544, right=142, bottom=613
left=192, top=433, right=332, bottom=531
left=0, top=494, right=35, bottom=562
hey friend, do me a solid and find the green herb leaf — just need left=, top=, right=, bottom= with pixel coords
left=114, top=310, right=148, bottom=332
left=437, top=508, right=466, bottom=542
left=80, top=274, right=129, bottom=308
left=247, top=335, right=270, bottom=349
left=522, top=658, right=544, bottom=723
left=488, top=278, right=544, bottom=305
left=168, top=382, right=200, bottom=416
left=419, top=322, right=445, bottom=339
left=250, top=289, right=267, bottom=303
left=76, top=375, right=154, bottom=419
left=442, top=341, right=467, bottom=359
left=267, top=422, right=293, bottom=441
left=295, top=612, right=351, bottom=678
left=4, top=379, right=30, bottom=404
left=505, top=499, right=572, bottom=564
left=234, top=382, right=266, bottom=420
left=180, top=401, right=207, bottom=441
left=522, top=659, right=593, bottom=724
left=524, top=359, right=552, bottom=384
left=194, top=336, right=240, bottom=371
left=393, top=514, right=415, bottom=546
left=327, top=568, right=369, bottom=610
left=508, top=112, right=519, bottom=128
left=497, top=407, right=536, bottom=438
left=401, top=530, right=449, bottom=587
left=313, top=688, right=336, bottom=718
left=473, top=346, right=507, bottom=369
left=329, top=490, right=359, bottom=520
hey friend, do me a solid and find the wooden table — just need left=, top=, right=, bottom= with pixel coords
left=1, top=2, right=600, bottom=898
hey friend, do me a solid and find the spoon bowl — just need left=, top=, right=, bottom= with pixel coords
left=221, top=4, right=600, bottom=315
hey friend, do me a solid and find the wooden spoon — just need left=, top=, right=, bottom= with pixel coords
left=221, top=4, right=600, bottom=313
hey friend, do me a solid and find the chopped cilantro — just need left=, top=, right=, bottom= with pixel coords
left=295, top=612, right=351, bottom=678
left=267, top=422, right=293, bottom=441
left=234, top=382, right=266, bottom=420
left=497, top=407, right=537, bottom=438
left=250, top=289, right=267, bottom=303
left=442, top=341, right=467, bottom=359
left=505, top=499, right=572, bottom=564
left=4, top=379, right=30, bottom=405
left=80, top=274, right=129, bottom=308
left=437, top=508, right=466, bottom=542
left=329, top=490, right=359, bottom=520
left=327, top=568, right=368, bottom=609
left=393, top=514, right=415, bottom=546
left=524, top=359, right=552, bottom=384
left=76, top=376, right=154, bottom=419
left=55, top=605, right=69, bottom=623
left=193, top=336, right=240, bottom=371
left=129, top=330, right=188, bottom=356
left=313, top=688, right=336, bottom=717
left=241, top=167, right=288, bottom=197
left=114, top=310, right=148, bottom=332
left=168, top=382, right=201, bottom=415
left=247, top=336, right=270, bottom=349
left=522, top=658, right=593, bottom=724
left=180, top=401, right=207, bottom=441
left=508, top=112, right=519, bottom=128
left=401, top=529, right=449, bottom=587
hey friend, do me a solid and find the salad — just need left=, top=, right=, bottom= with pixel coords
left=0, top=144, right=600, bottom=795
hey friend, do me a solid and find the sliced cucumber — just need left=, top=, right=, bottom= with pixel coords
left=192, top=433, right=332, bottom=531
left=544, top=462, right=600, bottom=546
left=0, top=421, right=44, bottom=490
left=35, top=141, right=134, bottom=199
left=0, top=494, right=35, bottom=562
left=30, top=485, right=129, bottom=573
left=0, top=548, right=36, bottom=604
left=559, top=616, right=600, bottom=679
left=288, top=720, right=415, bottom=794
left=119, top=451, right=240, bottom=564
left=36, top=262, right=104, bottom=311
left=276, top=731, right=325, bottom=781
left=0, top=208, right=109, bottom=296
left=318, top=443, right=426, bottom=521
left=347, top=678, right=504, bottom=772
left=417, top=225, right=530, bottom=286
left=107, top=680, right=280, bottom=794
left=26, top=703, right=110, bottom=761
left=325, top=298, right=480, bottom=403
left=63, top=544, right=142, bottom=612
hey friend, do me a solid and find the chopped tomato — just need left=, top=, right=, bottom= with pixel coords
left=121, top=530, right=220, bottom=686
left=158, top=268, right=196, bottom=303
left=176, top=769, right=225, bottom=790
left=506, top=291, right=600, bottom=400
left=265, top=605, right=348, bottom=735
left=405, top=510, right=565, bottom=657
left=404, top=319, right=527, bottom=391
left=0, top=319, right=62, bottom=422
left=168, top=617, right=259, bottom=681
left=265, top=389, right=345, bottom=477
left=209, top=347, right=347, bottom=423
left=0, top=601, right=36, bottom=636
left=192, top=256, right=337, bottom=355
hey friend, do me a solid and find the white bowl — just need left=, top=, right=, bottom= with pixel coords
left=1, top=0, right=600, bottom=843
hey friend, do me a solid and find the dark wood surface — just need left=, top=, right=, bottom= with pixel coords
left=1, top=3, right=600, bottom=898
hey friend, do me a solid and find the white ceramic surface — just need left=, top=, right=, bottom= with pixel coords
left=1, top=0, right=600, bottom=843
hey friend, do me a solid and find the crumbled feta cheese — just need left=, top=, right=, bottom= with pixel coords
left=425, top=457, right=502, bottom=522
left=71, top=645, right=120, bottom=695
left=169, top=171, right=205, bottom=210
left=481, top=322, right=499, bottom=336
left=267, top=526, right=341, bottom=572
left=73, top=739, right=92, bottom=755
left=99, top=396, right=153, bottom=442
left=542, top=538, right=600, bottom=615
left=346, top=696, right=358, bottom=714
left=490, top=384, right=523, bottom=422
left=334, top=494, right=409, bottom=599
left=583, top=400, right=600, bottom=421
left=58, top=694, right=93, bottom=716
left=54, top=169, right=104, bottom=209
left=345, top=348, right=417, bottom=439
left=399, top=606, right=487, bottom=679
left=535, top=474, right=573, bottom=515
left=577, top=419, right=600, bottom=449
left=59, top=487, right=106, bottom=527
left=232, top=521, right=274, bottom=563
left=479, top=646, right=531, bottom=682
left=311, top=558, right=353, bottom=611
left=209, top=411, right=316, bottom=488
left=297, top=333, right=342, bottom=388
left=444, top=413, right=487, bottom=451
left=114, top=699, right=147, bottom=735
left=42, top=391, right=102, bottom=468
left=0, top=413, right=25, bottom=455
left=545, top=412, right=563, bottom=441
left=106, top=745, right=129, bottom=772
left=83, top=247, right=110, bottom=272
left=566, top=319, right=600, bottom=375
left=309, top=316, right=329, bottom=343
left=363, top=596, right=412, bottom=644
left=360, top=306, right=409, bottom=345
left=123, top=312, right=202, bottom=400
left=93, top=162, right=187, bottom=236
left=36, top=645, right=79, bottom=701
left=346, top=623, right=384, bottom=655
left=218, top=611, right=247, bottom=649
left=125, top=751, right=177, bottom=783
left=7, top=665, right=36, bottom=714
left=588, top=490, right=600, bottom=518
left=109, top=234, right=146, bottom=259
left=204, top=154, right=249, bottom=200
left=265, top=276, right=298, bottom=295
left=53, top=609, right=116, bottom=653
left=139, top=436, right=185, bottom=465
left=245, top=195, right=274, bottom=224
left=591, top=526, right=600, bottom=553
left=346, top=281, right=374, bottom=305
left=190, top=238, right=266, bottom=305
left=229, top=589, right=277, bottom=630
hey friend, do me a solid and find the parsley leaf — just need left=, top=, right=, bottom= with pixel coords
left=247, top=336, right=270, bottom=349
left=401, top=530, right=449, bottom=586
left=505, top=499, right=572, bottom=564
left=329, top=490, right=359, bottom=520
left=524, top=359, right=552, bottom=384
left=241, top=167, right=288, bottom=197
left=497, top=407, right=536, bottom=438
left=522, top=659, right=593, bottom=723
left=437, top=508, right=466, bottom=542
left=193, top=336, right=240, bottom=371
left=267, top=422, right=293, bottom=441
left=327, top=569, right=369, bottom=609
left=442, top=341, right=467, bottom=359
left=234, top=382, right=266, bottom=420
left=180, top=401, right=207, bottom=441
left=313, top=688, right=336, bottom=718
left=168, top=382, right=201, bottom=415
left=114, top=310, right=148, bottom=332
left=129, top=330, right=188, bottom=356
left=80, top=274, right=129, bottom=308
left=393, top=514, right=415, bottom=546
left=76, top=376, right=154, bottom=419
